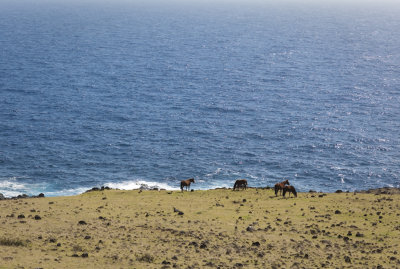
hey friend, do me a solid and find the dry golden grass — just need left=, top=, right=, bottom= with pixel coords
left=0, top=188, right=399, bottom=268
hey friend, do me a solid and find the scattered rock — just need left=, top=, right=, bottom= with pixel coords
left=34, top=215, right=41, bottom=220
left=173, top=208, right=184, bottom=215
left=252, top=241, right=260, bottom=247
left=335, top=190, right=343, bottom=193
left=358, top=187, right=400, bottom=195
left=38, top=193, right=45, bottom=198
left=81, top=253, right=88, bottom=258
left=84, top=236, right=91, bottom=240
left=189, top=241, right=198, bottom=247
left=200, top=242, right=207, bottom=249
left=17, top=214, right=25, bottom=219
left=86, top=186, right=111, bottom=193
left=78, top=220, right=87, bottom=225
left=246, top=226, right=255, bottom=232
left=344, top=256, right=351, bottom=263
left=335, top=210, right=341, bottom=214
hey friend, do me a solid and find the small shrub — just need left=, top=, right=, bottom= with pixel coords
left=0, top=238, right=26, bottom=247
left=72, top=245, right=83, bottom=252
left=136, top=253, right=155, bottom=263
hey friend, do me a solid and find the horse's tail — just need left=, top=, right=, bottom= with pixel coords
left=274, top=184, right=278, bottom=196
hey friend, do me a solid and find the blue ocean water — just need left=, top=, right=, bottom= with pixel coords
left=1, top=1, right=399, bottom=197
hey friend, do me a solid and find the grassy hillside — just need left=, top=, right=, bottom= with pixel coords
left=0, top=188, right=399, bottom=268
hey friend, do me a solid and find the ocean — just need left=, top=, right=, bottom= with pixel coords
left=1, top=0, right=399, bottom=197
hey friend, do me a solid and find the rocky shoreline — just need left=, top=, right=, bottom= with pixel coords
left=1, top=186, right=399, bottom=200
left=0, top=192, right=45, bottom=200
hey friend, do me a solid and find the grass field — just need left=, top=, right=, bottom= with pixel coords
left=0, top=188, right=399, bottom=268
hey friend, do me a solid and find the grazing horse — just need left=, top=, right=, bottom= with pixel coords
left=180, top=178, right=195, bottom=192
left=233, top=179, right=248, bottom=191
left=274, top=179, right=290, bottom=196
left=283, top=185, right=297, bottom=197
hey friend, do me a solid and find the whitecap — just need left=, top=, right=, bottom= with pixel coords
left=45, top=187, right=89, bottom=197
left=0, top=177, right=41, bottom=197
left=205, top=168, right=223, bottom=177
left=103, top=180, right=180, bottom=191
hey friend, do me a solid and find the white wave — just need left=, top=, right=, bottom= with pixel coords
left=45, top=187, right=90, bottom=197
left=205, top=181, right=234, bottom=189
left=0, top=189, right=27, bottom=198
left=205, top=168, right=223, bottom=177
left=245, top=174, right=258, bottom=180
left=0, top=177, right=88, bottom=198
left=0, top=177, right=41, bottom=197
left=0, top=180, right=27, bottom=190
left=103, top=180, right=180, bottom=191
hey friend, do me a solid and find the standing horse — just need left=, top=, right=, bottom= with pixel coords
left=282, top=185, right=297, bottom=197
left=180, top=178, right=195, bottom=192
left=274, top=179, right=290, bottom=196
left=233, top=179, right=247, bottom=191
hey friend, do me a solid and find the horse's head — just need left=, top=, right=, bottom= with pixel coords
left=284, top=179, right=290, bottom=185
left=189, top=178, right=195, bottom=183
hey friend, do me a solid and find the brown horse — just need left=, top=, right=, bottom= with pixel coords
left=274, top=179, right=290, bottom=196
left=233, top=179, right=247, bottom=191
left=180, top=178, right=195, bottom=192
left=283, top=185, right=297, bottom=197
